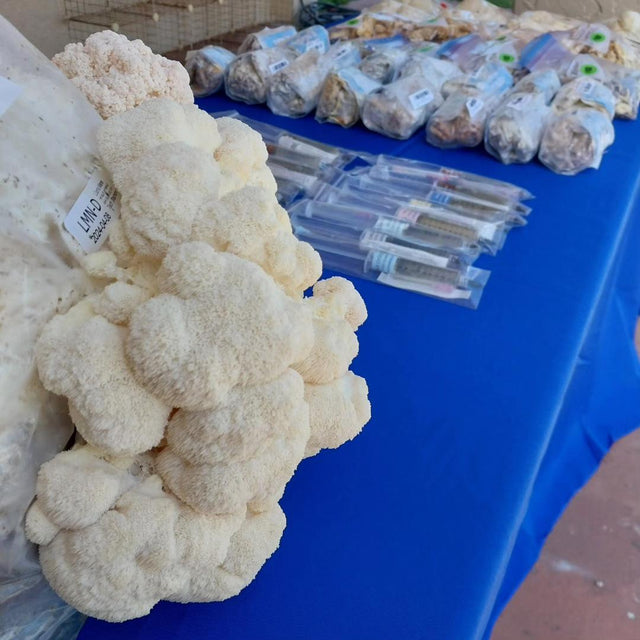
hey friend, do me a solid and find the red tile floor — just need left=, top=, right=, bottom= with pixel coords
left=492, top=325, right=640, bottom=640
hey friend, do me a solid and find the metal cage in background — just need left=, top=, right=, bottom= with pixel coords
left=63, top=0, right=295, bottom=53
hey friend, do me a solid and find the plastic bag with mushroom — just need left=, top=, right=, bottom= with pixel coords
left=538, top=108, right=615, bottom=175
left=286, top=25, right=330, bottom=56
left=359, top=45, right=412, bottom=83
left=485, top=92, right=552, bottom=165
left=268, top=42, right=361, bottom=118
left=316, top=66, right=382, bottom=128
left=362, top=70, right=443, bottom=139
left=186, top=46, right=235, bottom=97
left=225, top=47, right=298, bottom=104
left=552, top=77, right=616, bottom=120
left=238, top=25, right=297, bottom=54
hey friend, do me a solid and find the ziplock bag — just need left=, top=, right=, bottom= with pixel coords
left=362, top=71, right=443, bottom=139
left=185, top=45, right=235, bottom=97
left=268, top=42, right=361, bottom=117
left=225, top=46, right=298, bottom=104
left=238, top=25, right=297, bottom=54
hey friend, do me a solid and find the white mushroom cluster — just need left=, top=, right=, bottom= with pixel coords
left=26, top=98, right=371, bottom=622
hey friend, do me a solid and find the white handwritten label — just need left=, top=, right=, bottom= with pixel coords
left=409, top=87, right=434, bottom=110
left=0, top=76, right=23, bottom=118
left=268, top=59, right=290, bottom=74
left=307, top=39, right=325, bottom=53
left=466, top=96, right=484, bottom=119
left=64, top=166, right=118, bottom=252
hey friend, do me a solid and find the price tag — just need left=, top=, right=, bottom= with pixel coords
left=409, top=87, right=434, bottom=110
left=63, top=166, right=119, bottom=252
left=466, top=96, right=484, bottom=119
left=268, top=59, right=290, bottom=74
left=0, top=76, right=23, bottom=118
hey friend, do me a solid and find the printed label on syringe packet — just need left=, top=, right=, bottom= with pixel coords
left=64, top=166, right=118, bottom=252
left=268, top=59, right=290, bottom=74
left=0, top=76, right=23, bottom=118
left=409, top=88, right=434, bottom=111
left=278, top=135, right=339, bottom=163
left=395, top=206, right=422, bottom=224
left=373, top=217, right=409, bottom=237
left=466, top=97, right=484, bottom=119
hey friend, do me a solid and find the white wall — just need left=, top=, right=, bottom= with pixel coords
left=515, top=0, right=639, bottom=21
left=0, top=0, right=69, bottom=58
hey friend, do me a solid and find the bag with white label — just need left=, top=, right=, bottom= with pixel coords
left=512, top=69, right=561, bottom=103
left=426, top=85, right=507, bottom=149
left=286, top=25, right=331, bottom=55
left=361, top=70, right=443, bottom=139
left=359, top=45, right=412, bottom=84
left=268, top=42, right=361, bottom=118
left=398, top=53, right=463, bottom=90
left=0, top=15, right=97, bottom=640
left=185, top=45, right=235, bottom=97
left=316, top=66, right=382, bottom=127
left=538, top=107, right=615, bottom=175
left=440, top=61, right=514, bottom=99
left=238, top=25, right=297, bottom=54
left=552, top=77, right=616, bottom=120
left=224, top=46, right=298, bottom=104
left=485, top=91, right=552, bottom=164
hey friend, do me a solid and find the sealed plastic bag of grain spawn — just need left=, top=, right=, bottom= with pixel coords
left=0, top=15, right=98, bottom=640
left=362, top=71, right=443, bottom=139
left=186, top=45, right=235, bottom=97
left=316, top=66, right=382, bottom=127
left=485, top=92, right=551, bottom=164
left=359, top=46, right=412, bottom=83
left=238, top=25, right=297, bottom=54
left=538, top=108, right=615, bottom=175
left=552, top=77, right=616, bottom=119
left=225, top=46, right=298, bottom=104
left=268, top=42, right=361, bottom=118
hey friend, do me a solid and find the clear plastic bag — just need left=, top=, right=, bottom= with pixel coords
left=440, top=61, right=513, bottom=99
left=538, top=107, right=615, bottom=175
left=552, top=77, right=616, bottom=120
left=316, top=66, right=382, bottom=128
left=1, top=14, right=98, bottom=640
left=286, top=25, right=330, bottom=55
left=485, top=92, right=552, bottom=165
left=238, top=25, right=297, bottom=54
left=185, top=45, right=235, bottom=97
left=398, top=53, right=463, bottom=90
left=224, top=47, right=298, bottom=104
left=359, top=46, right=412, bottom=83
left=362, top=71, right=443, bottom=139
left=512, top=69, right=561, bottom=103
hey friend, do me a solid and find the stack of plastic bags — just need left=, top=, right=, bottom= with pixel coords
left=214, top=112, right=532, bottom=309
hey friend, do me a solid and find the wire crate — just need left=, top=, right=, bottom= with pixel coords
left=63, top=1, right=295, bottom=54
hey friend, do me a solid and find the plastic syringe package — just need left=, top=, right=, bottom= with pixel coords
left=186, top=45, right=235, bottom=97
left=538, top=107, right=615, bottom=175
left=316, top=66, right=382, bottom=128
left=268, top=42, right=361, bottom=118
left=361, top=72, right=443, bottom=139
left=289, top=201, right=489, bottom=307
left=225, top=46, right=298, bottom=104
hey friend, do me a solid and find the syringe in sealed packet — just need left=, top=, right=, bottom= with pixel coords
left=290, top=201, right=490, bottom=308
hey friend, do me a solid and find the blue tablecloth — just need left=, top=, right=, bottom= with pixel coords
left=81, top=96, right=640, bottom=640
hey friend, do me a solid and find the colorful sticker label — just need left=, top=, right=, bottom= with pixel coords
left=428, top=190, right=451, bottom=206
left=409, top=87, right=434, bottom=110
left=370, top=250, right=397, bottom=274
left=373, top=218, right=409, bottom=237
left=0, top=76, right=23, bottom=118
left=64, top=166, right=118, bottom=252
